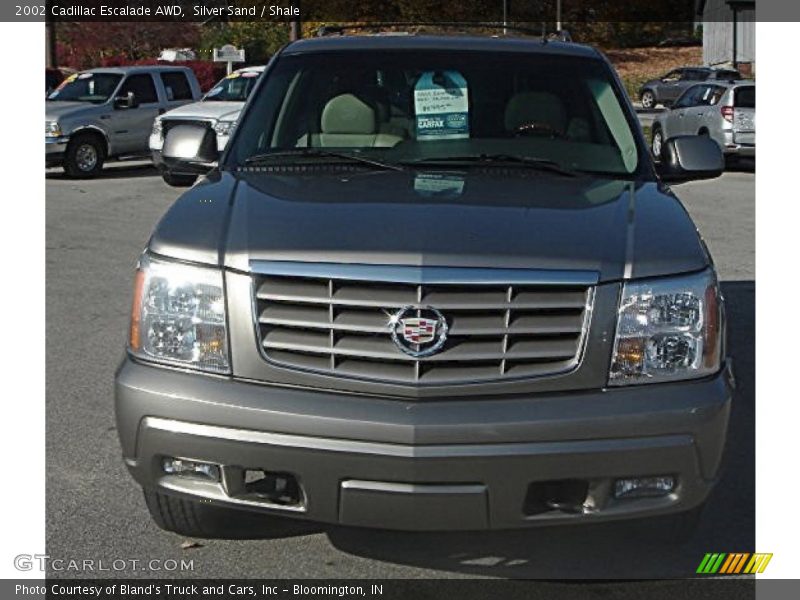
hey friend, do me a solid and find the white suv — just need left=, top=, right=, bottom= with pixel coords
left=150, top=65, right=265, bottom=185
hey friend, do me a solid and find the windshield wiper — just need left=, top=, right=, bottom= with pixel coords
left=400, top=154, right=580, bottom=177
left=243, top=149, right=405, bottom=172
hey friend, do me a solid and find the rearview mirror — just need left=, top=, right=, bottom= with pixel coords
left=656, top=136, right=724, bottom=182
left=161, top=124, right=219, bottom=174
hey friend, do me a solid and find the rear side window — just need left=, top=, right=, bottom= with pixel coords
left=734, top=87, right=755, bottom=108
left=119, top=74, right=158, bottom=104
left=715, top=70, right=741, bottom=81
left=160, top=72, right=193, bottom=101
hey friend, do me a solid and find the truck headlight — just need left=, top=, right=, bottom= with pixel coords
left=46, top=120, right=62, bottom=137
left=609, top=269, right=722, bottom=385
left=151, top=119, right=163, bottom=138
left=128, top=255, right=229, bottom=374
left=213, top=119, right=236, bottom=137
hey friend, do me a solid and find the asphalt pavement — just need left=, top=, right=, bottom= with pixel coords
left=45, top=162, right=754, bottom=583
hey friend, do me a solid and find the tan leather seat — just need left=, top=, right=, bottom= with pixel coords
left=504, top=91, right=567, bottom=135
left=298, top=94, right=403, bottom=148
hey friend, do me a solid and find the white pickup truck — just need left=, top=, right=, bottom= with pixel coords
left=150, top=65, right=265, bottom=186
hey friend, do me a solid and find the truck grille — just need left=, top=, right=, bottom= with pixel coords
left=252, top=266, right=594, bottom=385
left=161, top=119, right=212, bottom=135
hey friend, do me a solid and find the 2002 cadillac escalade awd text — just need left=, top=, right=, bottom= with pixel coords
left=114, top=34, right=733, bottom=536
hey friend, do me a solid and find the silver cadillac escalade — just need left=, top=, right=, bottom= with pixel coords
left=115, top=34, right=732, bottom=537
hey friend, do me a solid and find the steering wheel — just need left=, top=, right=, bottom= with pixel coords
left=513, top=121, right=566, bottom=139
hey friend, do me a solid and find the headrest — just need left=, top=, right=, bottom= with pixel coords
left=321, top=94, right=376, bottom=135
left=504, top=92, right=567, bottom=133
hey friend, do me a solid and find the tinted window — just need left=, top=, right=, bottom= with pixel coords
left=230, top=50, right=641, bottom=175
left=675, top=85, right=703, bottom=108
left=204, top=71, right=261, bottom=102
left=734, top=86, right=755, bottom=108
left=685, top=69, right=709, bottom=81
left=663, top=70, right=682, bottom=82
left=160, top=71, right=192, bottom=101
left=120, top=74, right=158, bottom=104
left=714, top=70, right=741, bottom=80
left=47, top=72, right=122, bottom=103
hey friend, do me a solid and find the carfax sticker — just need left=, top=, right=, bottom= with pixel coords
left=414, top=70, right=469, bottom=141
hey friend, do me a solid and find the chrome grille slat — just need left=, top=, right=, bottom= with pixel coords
left=253, top=267, right=593, bottom=385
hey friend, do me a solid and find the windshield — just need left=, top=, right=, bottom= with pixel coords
left=228, top=50, right=640, bottom=176
left=204, top=71, right=260, bottom=102
left=47, top=72, right=122, bottom=103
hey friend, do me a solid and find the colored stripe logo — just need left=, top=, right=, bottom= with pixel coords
left=697, top=553, right=773, bottom=574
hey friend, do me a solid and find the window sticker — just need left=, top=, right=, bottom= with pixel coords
left=414, top=70, right=469, bottom=141
left=241, top=71, right=259, bottom=78
left=413, top=173, right=466, bottom=198
left=226, top=72, right=241, bottom=79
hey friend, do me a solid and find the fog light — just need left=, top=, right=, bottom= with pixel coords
left=162, top=457, right=220, bottom=481
left=614, top=476, right=675, bottom=499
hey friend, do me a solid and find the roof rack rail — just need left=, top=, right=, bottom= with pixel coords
left=314, top=22, right=572, bottom=41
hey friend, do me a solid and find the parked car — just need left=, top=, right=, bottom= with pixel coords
left=116, top=34, right=729, bottom=537
left=639, top=67, right=742, bottom=109
left=651, top=81, right=755, bottom=163
left=150, top=65, right=265, bottom=186
left=45, top=66, right=201, bottom=178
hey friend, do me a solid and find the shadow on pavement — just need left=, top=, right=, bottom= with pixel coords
left=46, top=162, right=158, bottom=181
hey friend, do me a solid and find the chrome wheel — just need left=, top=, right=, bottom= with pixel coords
left=75, top=143, right=98, bottom=172
left=651, top=130, right=663, bottom=160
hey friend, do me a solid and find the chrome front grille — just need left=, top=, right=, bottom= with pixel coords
left=252, top=264, right=595, bottom=385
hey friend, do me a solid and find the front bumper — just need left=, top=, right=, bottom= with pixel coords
left=115, top=357, right=733, bottom=531
left=45, top=136, right=69, bottom=166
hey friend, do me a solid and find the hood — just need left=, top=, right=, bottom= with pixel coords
left=45, top=101, right=100, bottom=121
left=160, top=100, right=244, bottom=122
left=149, top=169, right=709, bottom=283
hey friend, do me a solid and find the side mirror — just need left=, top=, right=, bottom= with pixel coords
left=114, top=91, right=137, bottom=109
left=161, top=123, right=218, bottom=174
left=657, top=136, right=724, bottom=183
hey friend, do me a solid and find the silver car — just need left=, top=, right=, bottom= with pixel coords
left=45, top=66, right=201, bottom=178
left=651, top=81, right=755, bottom=163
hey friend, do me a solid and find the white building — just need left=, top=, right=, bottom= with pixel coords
left=696, top=0, right=755, bottom=75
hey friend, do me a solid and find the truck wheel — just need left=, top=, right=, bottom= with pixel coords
left=64, top=133, right=104, bottom=178
left=640, top=90, right=656, bottom=110
left=630, top=504, right=705, bottom=545
left=162, top=172, right=198, bottom=187
left=143, top=488, right=290, bottom=539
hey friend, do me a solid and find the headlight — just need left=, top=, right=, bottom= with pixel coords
left=213, top=120, right=236, bottom=137
left=46, top=121, right=62, bottom=137
left=609, top=269, right=722, bottom=385
left=128, top=255, right=229, bottom=374
left=151, top=119, right=163, bottom=138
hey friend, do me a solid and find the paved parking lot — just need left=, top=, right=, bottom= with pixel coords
left=45, top=163, right=754, bottom=582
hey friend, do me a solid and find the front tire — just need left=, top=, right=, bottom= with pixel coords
left=64, top=133, right=104, bottom=178
left=162, top=172, right=198, bottom=187
left=640, top=90, right=656, bottom=110
left=651, top=126, right=664, bottom=161
left=143, top=489, right=295, bottom=539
